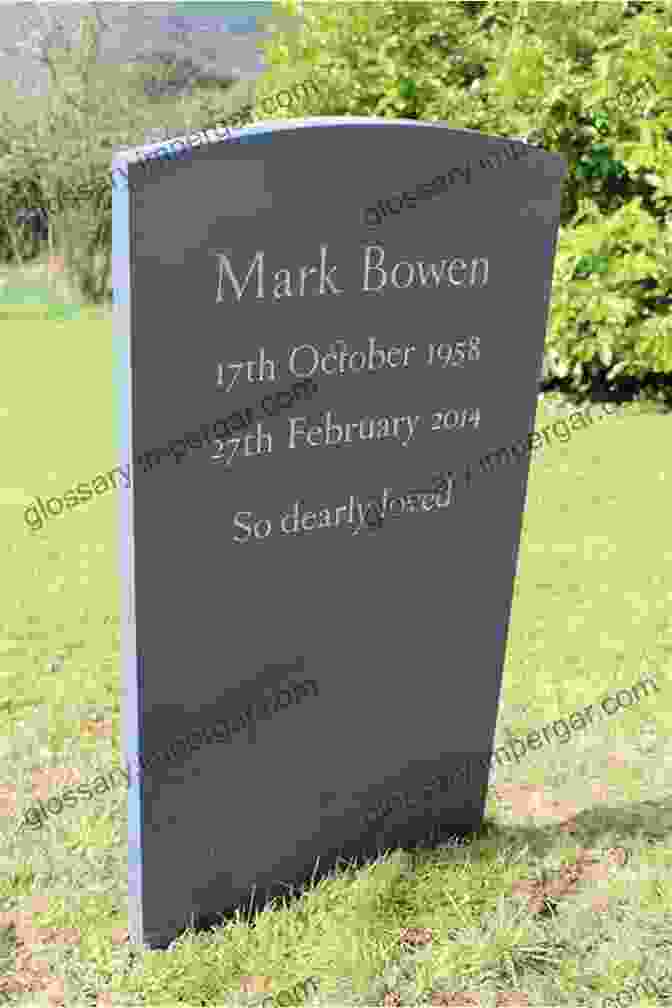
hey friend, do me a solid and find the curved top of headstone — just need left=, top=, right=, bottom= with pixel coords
left=112, top=117, right=548, bottom=175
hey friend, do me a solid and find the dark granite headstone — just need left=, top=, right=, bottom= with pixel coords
left=112, top=117, right=566, bottom=948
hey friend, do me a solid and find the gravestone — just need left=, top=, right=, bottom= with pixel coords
left=112, top=117, right=566, bottom=949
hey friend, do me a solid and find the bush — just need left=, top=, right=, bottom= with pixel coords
left=255, top=0, right=672, bottom=405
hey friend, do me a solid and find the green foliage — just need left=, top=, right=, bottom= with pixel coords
left=548, top=197, right=672, bottom=392
left=258, top=0, right=672, bottom=401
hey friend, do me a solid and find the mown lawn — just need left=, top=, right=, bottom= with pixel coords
left=1, top=304, right=671, bottom=1008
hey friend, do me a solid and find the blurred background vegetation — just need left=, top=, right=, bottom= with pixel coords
left=0, top=0, right=670, bottom=406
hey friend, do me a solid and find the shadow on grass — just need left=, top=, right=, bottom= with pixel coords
left=490, top=792, right=672, bottom=852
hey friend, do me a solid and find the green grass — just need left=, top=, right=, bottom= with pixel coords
left=1, top=307, right=671, bottom=1008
